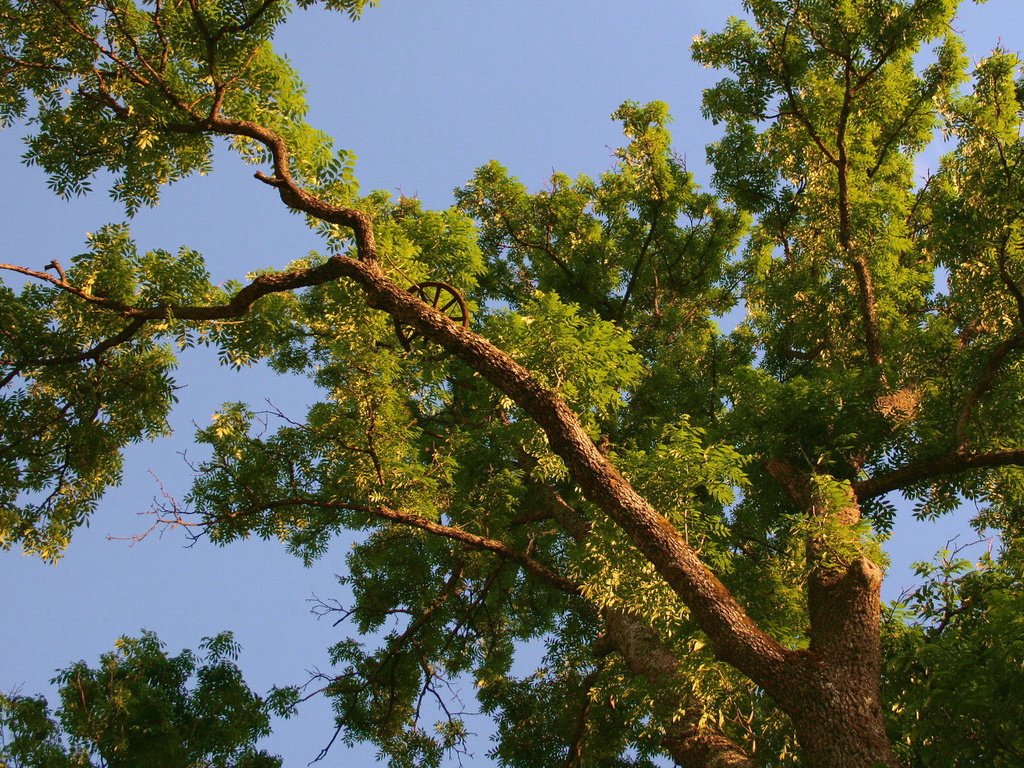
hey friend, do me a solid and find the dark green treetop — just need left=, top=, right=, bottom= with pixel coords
left=0, top=631, right=296, bottom=768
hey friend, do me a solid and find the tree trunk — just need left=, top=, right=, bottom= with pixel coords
left=791, top=686, right=897, bottom=768
left=764, top=460, right=899, bottom=766
left=788, top=556, right=898, bottom=768
left=332, top=256, right=903, bottom=766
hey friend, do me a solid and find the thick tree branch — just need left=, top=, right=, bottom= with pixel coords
left=3, top=66, right=795, bottom=695
left=854, top=448, right=1024, bottom=499
left=5, top=202, right=792, bottom=703
left=330, top=254, right=793, bottom=686
left=6, top=202, right=792, bottom=699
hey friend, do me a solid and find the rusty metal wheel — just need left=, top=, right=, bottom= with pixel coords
left=394, top=281, right=469, bottom=351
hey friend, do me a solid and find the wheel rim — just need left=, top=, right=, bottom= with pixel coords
left=394, top=281, right=469, bottom=351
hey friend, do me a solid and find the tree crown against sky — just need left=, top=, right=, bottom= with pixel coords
left=1, top=0, right=1023, bottom=766
left=1, top=631, right=297, bottom=768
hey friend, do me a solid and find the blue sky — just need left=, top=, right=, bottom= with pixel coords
left=2, top=1, right=1023, bottom=765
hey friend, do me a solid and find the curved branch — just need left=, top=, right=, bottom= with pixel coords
left=328, top=255, right=794, bottom=690
left=853, top=448, right=1024, bottom=500
left=5, top=194, right=793, bottom=702
left=4, top=94, right=794, bottom=695
left=11, top=318, right=148, bottom=371
left=201, top=115, right=379, bottom=262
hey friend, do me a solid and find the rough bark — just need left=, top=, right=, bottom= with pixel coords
left=5, top=189, right=906, bottom=767
left=0, top=92, right=910, bottom=764
left=791, top=557, right=897, bottom=768
left=767, top=459, right=897, bottom=767
left=11, top=7, right=1024, bottom=765
left=7, top=213, right=902, bottom=766
left=854, top=447, right=1024, bottom=499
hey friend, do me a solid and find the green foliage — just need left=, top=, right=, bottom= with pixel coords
left=0, top=0, right=366, bottom=213
left=482, top=290, right=643, bottom=432
left=3, top=0, right=1024, bottom=765
left=884, top=541, right=1024, bottom=766
left=0, top=631, right=295, bottom=768
left=791, top=474, right=888, bottom=574
left=0, top=224, right=222, bottom=559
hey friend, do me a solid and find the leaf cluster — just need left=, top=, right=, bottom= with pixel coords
left=0, top=631, right=295, bottom=768
left=884, top=541, right=1024, bottom=766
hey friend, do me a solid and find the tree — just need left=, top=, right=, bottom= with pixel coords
left=884, top=540, right=1024, bottom=766
left=1, top=0, right=1022, bottom=765
left=0, top=631, right=296, bottom=767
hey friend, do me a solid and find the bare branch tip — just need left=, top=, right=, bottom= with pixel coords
left=254, top=171, right=284, bottom=187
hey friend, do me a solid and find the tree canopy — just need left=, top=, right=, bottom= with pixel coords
left=2, top=1, right=1023, bottom=766
left=1, top=631, right=296, bottom=768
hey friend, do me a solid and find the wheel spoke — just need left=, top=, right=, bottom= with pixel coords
left=394, top=281, right=469, bottom=351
